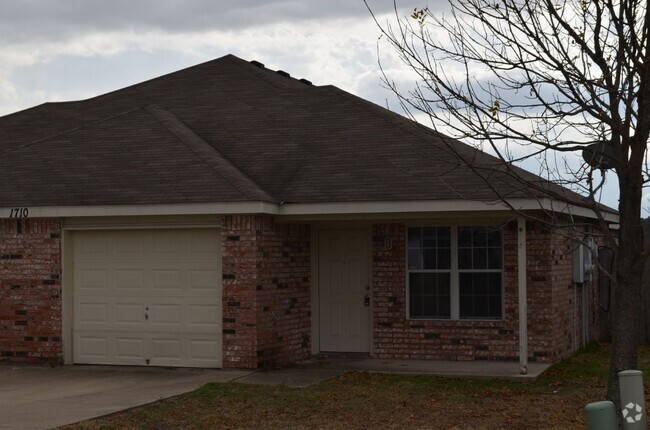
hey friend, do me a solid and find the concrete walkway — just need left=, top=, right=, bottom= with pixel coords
left=234, top=357, right=551, bottom=387
left=0, top=359, right=549, bottom=429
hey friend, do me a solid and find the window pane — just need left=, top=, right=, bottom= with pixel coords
left=459, top=295, right=473, bottom=318
left=488, top=248, right=502, bottom=269
left=459, top=273, right=473, bottom=295
left=458, top=227, right=472, bottom=247
left=437, top=273, right=451, bottom=296
left=487, top=229, right=502, bottom=247
left=437, top=248, right=451, bottom=270
left=473, top=228, right=487, bottom=246
left=422, top=227, right=437, bottom=248
left=474, top=273, right=488, bottom=295
left=409, top=273, right=450, bottom=319
left=458, top=248, right=472, bottom=269
left=408, top=248, right=422, bottom=270
left=408, top=227, right=421, bottom=248
left=423, top=248, right=437, bottom=270
left=489, top=296, right=502, bottom=318
left=488, top=273, right=502, bottom=295
left=473, top=248, right=487, bottom=269
left=409, top=273, right=423, bottom=294
left=459, top=273, right=502, bottom=319
left=437, top=227, right=451, bottom=247
left=474, top=298, right=489, bottom=317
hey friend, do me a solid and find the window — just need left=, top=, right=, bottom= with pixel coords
left=407, top=226, right=503, bottom=320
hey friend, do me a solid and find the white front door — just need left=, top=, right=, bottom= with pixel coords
left=319, top=229, right=371, bottom=353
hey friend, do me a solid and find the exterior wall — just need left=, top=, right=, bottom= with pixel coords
left=373, top=223, right=519, bottom=361
left=221, top=215, right=311, bottom=368
left=0, top=213, right=598, bottom=368
left=372, top=221, right=600, bottom=363
left=0, top=219, right=62, bottom=364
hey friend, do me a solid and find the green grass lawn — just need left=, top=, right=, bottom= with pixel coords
left=60, top=344, right=650, bottom=430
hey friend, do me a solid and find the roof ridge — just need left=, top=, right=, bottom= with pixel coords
left=144, top=104, right=279, bottom=203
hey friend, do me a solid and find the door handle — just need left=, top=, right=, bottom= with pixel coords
left=364, top=294, right=370, bottom=307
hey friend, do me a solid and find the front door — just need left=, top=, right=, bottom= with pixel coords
left=318, top=229, right=371, bottom=353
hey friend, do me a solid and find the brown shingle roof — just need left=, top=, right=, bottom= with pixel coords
left=0, top=54, right=591, bottom=208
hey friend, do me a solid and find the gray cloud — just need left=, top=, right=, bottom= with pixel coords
left=0, top=0, right=433, bottom=43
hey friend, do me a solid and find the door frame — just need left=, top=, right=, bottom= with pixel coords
left=311, top=225, right=372, bottom=355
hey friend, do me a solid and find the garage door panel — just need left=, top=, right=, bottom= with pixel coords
left=190, top=233, right=220, bottom=255
left=78, top=269, right=109, bottom=290
left=189, top=270, right=221, bottom=290
left=73, top=228, right=222, bottom=368
left=153, top=232, right=184, bottom=255
left=151, top=338, right=182, bottom=359
left=115, top=303, right=146, bottom=324
left=77, top=336, right=108, bottom=359
left=115, top=337, right=145, bottom=359
left=150, top=303, right=182, bottom=325
left=77, top=235, right=109, bottom=256
left=152, top=270, right=181, bottom=289
left=188, top=304, right=220, bottom=326
left=78, top=303, right=108, bottom=324
left=115, top=269, right=145, bottom=289
left=116, top=235, right=144, bottom=255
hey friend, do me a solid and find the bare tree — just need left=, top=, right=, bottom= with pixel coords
left=366, top=0, right=649, bottom=409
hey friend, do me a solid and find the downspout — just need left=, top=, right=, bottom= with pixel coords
left=518, top=216, right=528, bottom=375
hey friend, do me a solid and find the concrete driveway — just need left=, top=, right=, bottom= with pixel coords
left=0, top=364, right=252, bottom=430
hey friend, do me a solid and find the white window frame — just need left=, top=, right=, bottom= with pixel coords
left=406, top=225, right=504, bottom=321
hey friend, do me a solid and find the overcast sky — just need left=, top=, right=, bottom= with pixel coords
left=0, top=0, right=623, bottom=211
left=0, top=0, right=430, bottom=116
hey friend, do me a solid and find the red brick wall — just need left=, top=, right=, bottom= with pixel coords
left=373, top=223, right=519, bottom=361
left=372, top=221, right=599, bottom=363
left=221, top=215, right=311, bottom=368
left=0, top=219, right=62, bottom=364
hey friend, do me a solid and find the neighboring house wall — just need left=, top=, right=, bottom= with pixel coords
left=372, top=220, right=600, bottom=363
left=0, top=219, right=62, bottom=363
left=221, top=215, right=311, bottom=369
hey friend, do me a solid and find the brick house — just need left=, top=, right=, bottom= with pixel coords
left=0, top=55, right=617, bottom=372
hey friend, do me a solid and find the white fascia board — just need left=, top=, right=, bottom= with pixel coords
left=0, top=198, right=618, bottom=222
left=532, top=198, right=619, bottom=223
left=276, top=198, right=618, bottom=222
left=0, top=202, right=278, bottom=219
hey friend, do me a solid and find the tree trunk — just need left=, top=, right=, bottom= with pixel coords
left=640, top=259, right=650, bottom=344
left=606, top=171, right=645, bottom=413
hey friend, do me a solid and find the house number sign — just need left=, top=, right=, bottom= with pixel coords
left=8, top=208, right=29, bottom=218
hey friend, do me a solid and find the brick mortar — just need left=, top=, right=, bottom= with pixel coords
left=0, top=219, right=63, bottom=364
left=221, top=215, right=311, bottom=368
left=371, top=221, right=600, bottom=363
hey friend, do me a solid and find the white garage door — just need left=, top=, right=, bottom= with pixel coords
left=72, top=228, right=222, bottom=368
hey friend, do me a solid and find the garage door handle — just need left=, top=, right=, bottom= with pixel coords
left=145, top=307, right=149, bottom=320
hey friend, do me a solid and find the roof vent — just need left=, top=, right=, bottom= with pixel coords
left=250, top=60, right=265, bottom=68
left=276, top=70, right=290, bottom=78
left=299, top=78, right=313, bottom=86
